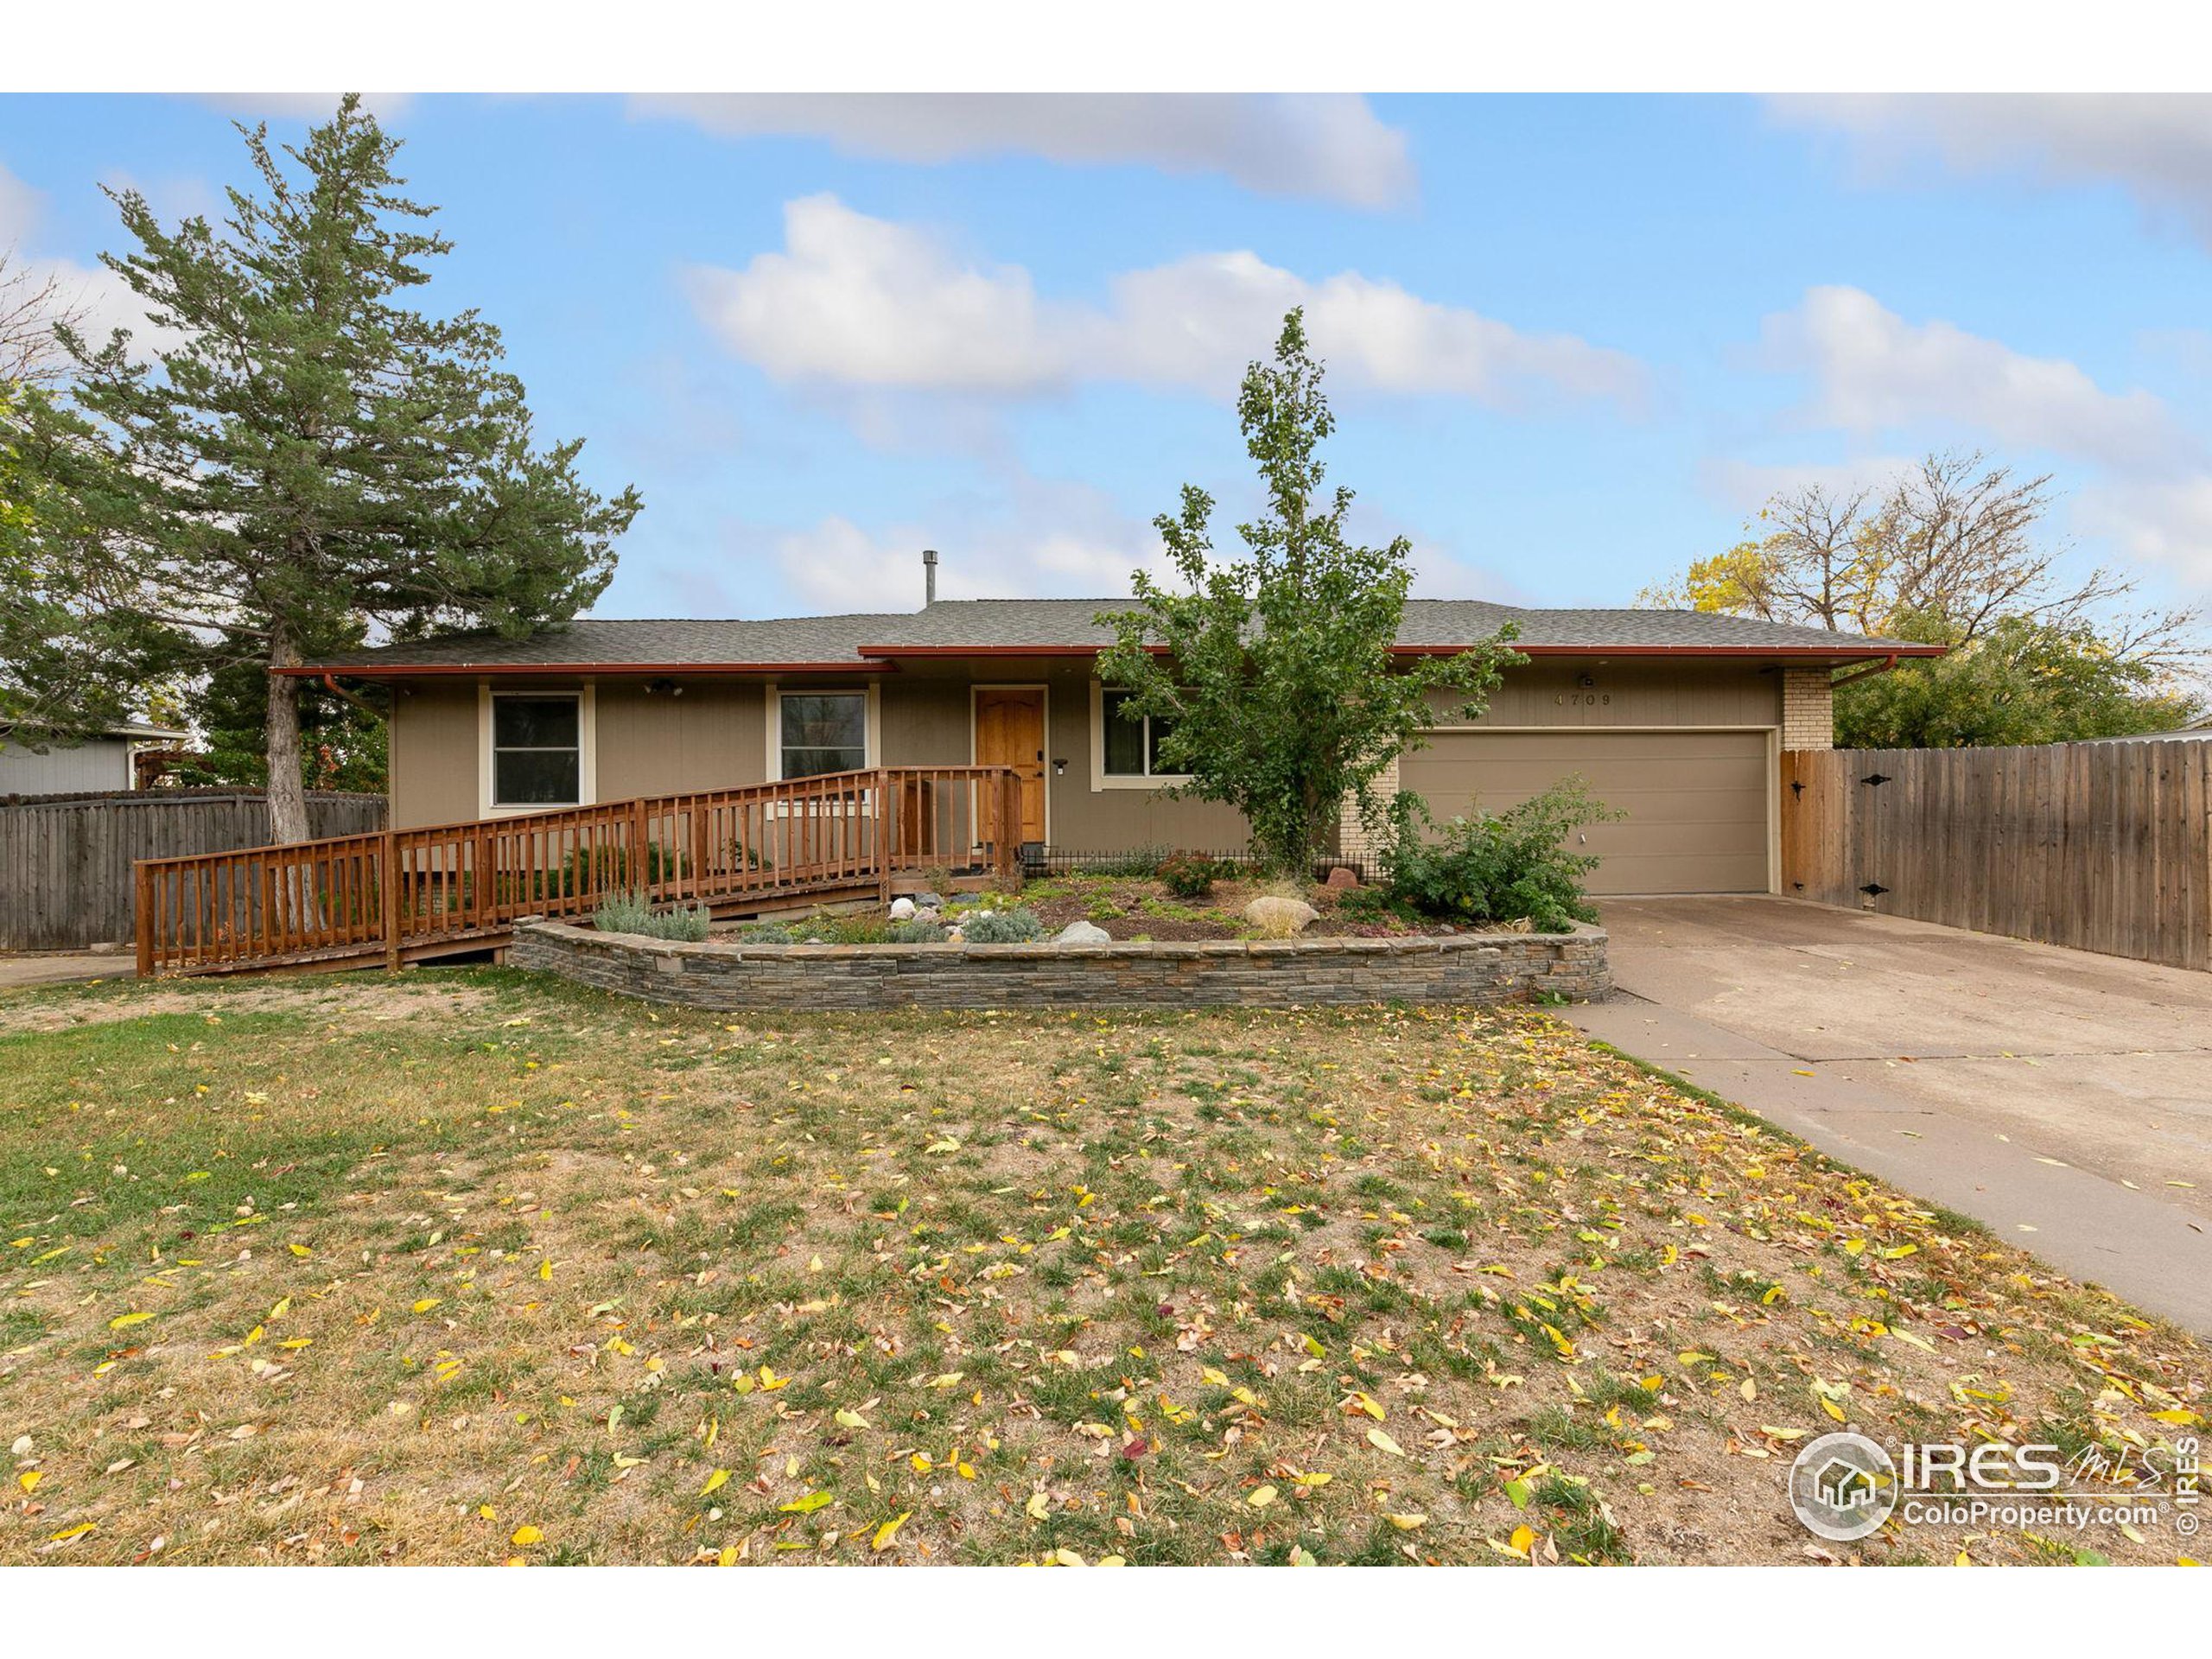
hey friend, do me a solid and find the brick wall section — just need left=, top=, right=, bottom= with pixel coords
left=512, top=918, right=1610, bottom=1012
left=1781, top=669, right=1834, bottom=750
left=1334, top=753, right=1398, bottom=873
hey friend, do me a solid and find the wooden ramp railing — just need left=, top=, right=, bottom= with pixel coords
left=134, top=766, right=1025, bottom=977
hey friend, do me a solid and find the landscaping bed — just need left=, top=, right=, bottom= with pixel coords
left=701, top=872, right=1529, bottom=948
left=1, top=969, right=2203, bottom=1566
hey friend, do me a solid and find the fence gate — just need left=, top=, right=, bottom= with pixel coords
left=1780, top=741, right=2211, bottom=972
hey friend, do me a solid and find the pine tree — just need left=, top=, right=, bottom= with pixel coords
left=26, top=96, right=639, bottom=839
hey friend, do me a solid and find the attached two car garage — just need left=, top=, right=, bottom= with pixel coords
left=1399, top=728, right=1774, bottom=895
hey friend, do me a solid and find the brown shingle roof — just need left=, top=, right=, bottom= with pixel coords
left=299, top=598, right=1937, bottom=674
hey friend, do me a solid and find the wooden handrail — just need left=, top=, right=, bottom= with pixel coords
left=133, top=766, right=1022, bottom=977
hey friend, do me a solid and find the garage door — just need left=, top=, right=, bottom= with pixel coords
left=1398, top=729, right=1771, bottom=894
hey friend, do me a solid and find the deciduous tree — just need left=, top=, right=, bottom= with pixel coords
left=1096, top=310, right=1519, bottom=875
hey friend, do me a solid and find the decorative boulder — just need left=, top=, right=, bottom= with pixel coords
left=889, top=896, right=918, bottom=921
left=1324, top=866, right=1360, bottom=890
left=1054, top=919, right=1112, bottom=945
left=1243, top=895, right=1319, bottom=935
left=912, top=890, right=944, bottom=911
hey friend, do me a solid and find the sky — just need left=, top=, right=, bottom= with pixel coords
left=4, top=92, right=2212, bottom=626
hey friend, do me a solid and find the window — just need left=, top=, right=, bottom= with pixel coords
left=491, top=693, right=582, bottom=806
left=779, top=691, right=868, bottom=779
left=1101, top=689, right=1187, bottom=779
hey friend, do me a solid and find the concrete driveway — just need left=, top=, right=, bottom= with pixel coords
left=1567, top=896, right=2212, bottom=1334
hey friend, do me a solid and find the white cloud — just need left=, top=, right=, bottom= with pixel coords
left=683, top=197, right=1058, bottom=393
left=762, top=472, right=1175, bottom=613
left=0, top=160, right=175, bottom=367
left=683, top=194, right=1646, bottom=410
left=1700, top=453, right=1922, bottom=512
left=1749, top=284, right=2212, bottom=590
left=1765, top=284, right=2189, bottom=472
left=198, top=93, right=416, bottom=124
left=1770, top=94, right=2212, bottom=244
left=634, top=93, right=1414, bottom=210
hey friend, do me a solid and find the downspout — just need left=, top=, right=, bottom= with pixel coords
left=319, top=672, right=385, bottom=719
left=1827, top=652, right=1902, bottom=690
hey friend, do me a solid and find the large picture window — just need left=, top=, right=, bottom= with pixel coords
left=779, top=691, right=869, bottom=779
left=1100, top=689, right=1187, bottom=779
left=491, top=693, right=582, bottom=806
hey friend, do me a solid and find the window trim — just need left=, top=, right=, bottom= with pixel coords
left=1089, top=680, right=1193, bottom=791
left=478, top=682, right=595, bottom=817
left=764, top=683, right=880, bottom=782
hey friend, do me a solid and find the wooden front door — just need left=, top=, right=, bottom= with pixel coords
left=974, top=689, right=1046, bottom=845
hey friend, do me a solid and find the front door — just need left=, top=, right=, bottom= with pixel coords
left=974, top=688, right=1046, bottom=845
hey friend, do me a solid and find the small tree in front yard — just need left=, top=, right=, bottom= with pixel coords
left=1096, top=308, right=1522, bottom=876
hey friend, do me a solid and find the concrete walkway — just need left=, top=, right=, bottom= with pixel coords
left=1566, top=896, right=2212, bottom=1336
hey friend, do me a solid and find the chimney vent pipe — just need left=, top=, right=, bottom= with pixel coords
left=922, top=547, right=938, bottom=607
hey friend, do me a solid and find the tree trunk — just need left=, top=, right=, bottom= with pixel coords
left=264, top=627, right=311, bottom=844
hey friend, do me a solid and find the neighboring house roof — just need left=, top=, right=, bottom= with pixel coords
left=0, top=720, right=190, bottom=743
left=292, top=597, right=1942, bottom=677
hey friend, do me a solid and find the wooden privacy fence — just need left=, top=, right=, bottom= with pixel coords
left=1781, top=741, right=2212, bottom=971
left=134, top=766, right=1025, bottom=977
left=1, top=789, right=385, bottom=950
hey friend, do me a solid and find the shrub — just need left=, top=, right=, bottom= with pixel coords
left=567, top=841, right=684, bottom=896
left=1083, top=844, right=1171, bottom=879
left=734, top=921, right=795, bottom=944
left=1379, top=778, right=1624, bottom=932
left=961, top=907, right=1046, bottom=944
left=1335, top=884, right=1421, bottom=928
left=887, top=919, right=949, bottom=944
left=1157, top=850, right=1229, bottom=899
left=593, top=889, right=711, bottom=942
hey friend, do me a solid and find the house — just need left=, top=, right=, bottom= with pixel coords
left=0, top=720, right=192, bottom=797
left=295, top=569, right=1938, bottom=895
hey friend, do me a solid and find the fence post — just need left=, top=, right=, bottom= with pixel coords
left=630, top=798, right=649, bottom=894
left=381, top=830, right=401, bottom=969
left=876, top=771, right=893, bottom=905
left=134, top=861, right=155, bottom=977
left=998, top=769, right=1021, bottom=880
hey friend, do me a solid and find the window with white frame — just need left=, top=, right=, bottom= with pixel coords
left=1100, top=688, right=1188, bottom=779
left=779, top=690, right=869, bottom=779
left=490, top=693, right=583, bottom=806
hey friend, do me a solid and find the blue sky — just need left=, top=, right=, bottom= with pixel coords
left=4, top=92, right=2210, bottom=625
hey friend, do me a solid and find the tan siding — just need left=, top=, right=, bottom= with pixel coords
left=596, top=679, right=766, bottom=801
left=389, top=680, right=478, bottom=829
left=1423, top=660, right=1782, bottom=729
left=880, top=679, right=969, bottom=766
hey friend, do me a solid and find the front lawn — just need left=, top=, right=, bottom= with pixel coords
left=1, top=970, right=2202, bottom=1565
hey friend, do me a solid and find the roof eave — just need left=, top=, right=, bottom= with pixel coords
left=288, top=660, right=898, bottom=679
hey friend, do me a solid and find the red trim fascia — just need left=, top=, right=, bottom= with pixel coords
left=282, top=660, right=899, bottom=679
left=1394, top=642, right=1948, bottom=660
left=859, top=641, right=1948, bottom=662
left=855, top=644, right=1117, bottom=658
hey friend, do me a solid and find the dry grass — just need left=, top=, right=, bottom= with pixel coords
left=2, top=969, right=2204, bottom=1566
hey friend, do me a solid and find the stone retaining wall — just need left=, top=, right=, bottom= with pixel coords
left=510, top=918, right=1609, bottom=1011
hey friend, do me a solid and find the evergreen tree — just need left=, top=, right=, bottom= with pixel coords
left=23, top=96, right=639, bottom=838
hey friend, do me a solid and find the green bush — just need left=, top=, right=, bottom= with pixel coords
left=887, top=919, right=950, bottom=944
left=1378, top=778, right=1623, bottom=932
left=1082, top=845, right=1171, bottom=878
left=592, top=889, right=711, bottom=942
left=567, top=841, right=684, bottom=896
left=1157, top=850, right=1230, bottom=899
left=960, top=907, right=1046, bottom=944
left=734, top=921, right=796, bottom=944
